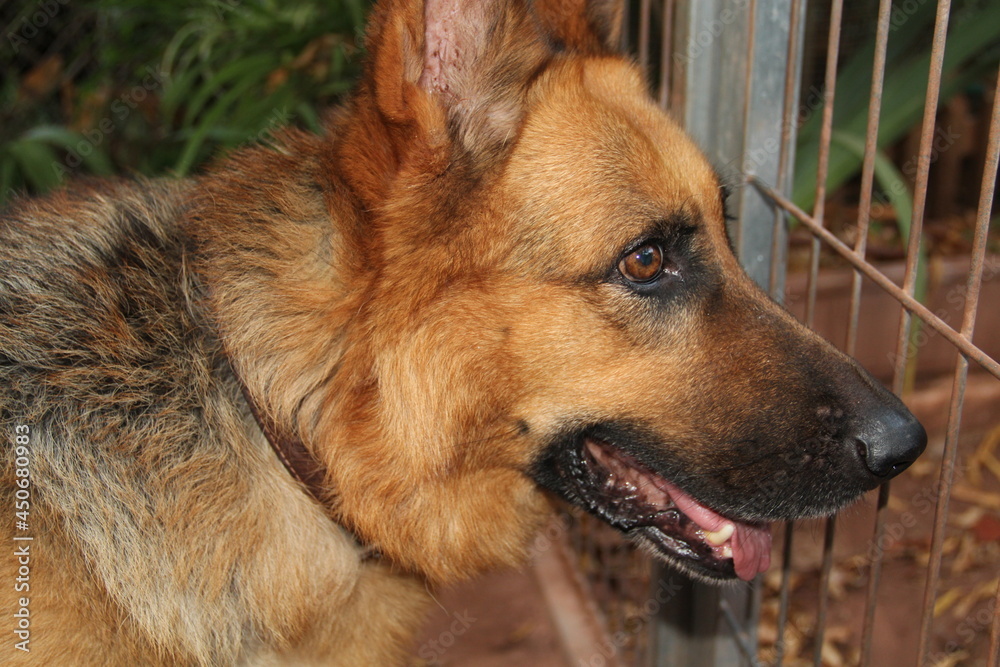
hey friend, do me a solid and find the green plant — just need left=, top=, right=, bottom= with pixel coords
left=1, top=0, right=370, bottom=205
left=793, top=1, right=1000, bottom=391
left=158, top=0, right=368, bottom=175
left=1, top=126, right=113, bottom=198
left=794, top=0, right=1000, bottom=217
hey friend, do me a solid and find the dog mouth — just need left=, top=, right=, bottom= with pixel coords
left=537, top=434, right=772, bottom=582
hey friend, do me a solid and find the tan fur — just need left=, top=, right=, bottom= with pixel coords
left=1, top=0, right=924, bottom=663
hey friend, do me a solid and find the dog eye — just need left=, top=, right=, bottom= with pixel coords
left=619, top=243, right=664, bottom=284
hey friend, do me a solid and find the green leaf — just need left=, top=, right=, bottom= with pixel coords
left=174, top=69, right=272, bottom=175
left=828, top=131, right=912, bottom=241
left=794, top=3, right=1000, bottom=212
left=182, top=53, right=276, bottom=128
left=0, top=157, right=16, bottom=206
left=20, top=126, right=114, bottom=175
left=829, top=131, right=927, bottom=393
left=7, top=140, right=63, bottom=192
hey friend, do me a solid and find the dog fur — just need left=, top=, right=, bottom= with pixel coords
left=1, top=0, right=925, bottom=664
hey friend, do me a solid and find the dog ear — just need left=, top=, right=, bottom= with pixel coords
left=362, top=0, right=549, bottom=169
left=533, top=0, right=625, bottom=54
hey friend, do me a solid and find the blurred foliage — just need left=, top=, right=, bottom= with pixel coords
left=793, top=0, right=1000, bottom=393
left=4, top=0, right=998, bottom=219
left=1, top=0, right=370, bottom=204
left=794, top=0, right=1000, bottom=220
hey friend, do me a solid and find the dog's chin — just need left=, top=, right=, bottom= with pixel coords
left=532, top=432, right=773, bottom=583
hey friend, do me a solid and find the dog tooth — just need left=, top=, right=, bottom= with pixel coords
left=705, top=523, right=735, bottom=546
left=721, top=544, right=733, bottom=559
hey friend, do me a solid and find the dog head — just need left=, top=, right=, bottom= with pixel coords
left=262, top=0, right=926, bottom=584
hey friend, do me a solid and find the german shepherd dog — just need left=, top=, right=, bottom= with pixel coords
left=1, top=0, right=926, bottom=664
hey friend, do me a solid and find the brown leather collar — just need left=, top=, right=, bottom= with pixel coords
left=217, top=331, right=386, bottom=558
left=231, top=364, right=384, bottom=561
left=233, top=372, right=329, bottom=503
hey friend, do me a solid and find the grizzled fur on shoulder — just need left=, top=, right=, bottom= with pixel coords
left=0, top=178, right=426, bottom=664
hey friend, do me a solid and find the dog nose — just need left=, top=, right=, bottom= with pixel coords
left=850, top=405, right=927, bottom=479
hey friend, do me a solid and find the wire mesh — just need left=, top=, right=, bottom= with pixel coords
left=561, top=1, right=1000, bottom=666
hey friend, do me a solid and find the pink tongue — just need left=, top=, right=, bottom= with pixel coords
left=731, top=523, right=772, bottom=581
left=582, top=439, right=771, bottom=580
left=654, top=478, right=772, bottom=581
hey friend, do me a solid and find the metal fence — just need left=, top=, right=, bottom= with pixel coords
left=561, top=1, right=1000, bottom=665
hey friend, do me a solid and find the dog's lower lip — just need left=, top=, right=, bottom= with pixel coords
left=581, top=437, right=772, bottom=581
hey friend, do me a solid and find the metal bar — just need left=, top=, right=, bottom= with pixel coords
left=859, top=484, right=891, bottom=667
left=953, top=74, right=1000, bottom=443
left=535, top=517, right=625, bottom=667
left=748, top=178, right=1000, bottom=382
left=685, top=0, right=795, bottom=290
left=774, top=523, right=794, bottom=666
left=639, top=0, right=652, bottom=72
left=889, top=0, right=952, bottom=395
left=914, top=363, right=967, bottom=662
left=769, top=6, right=806, bottom=656
left=658, top=0, right=675, bottom=110
left=917, top=60, right=1000, bottom=666
left=672, top=4, right=808, bottom=661
left=808, top=0, right=843, bottom=221
left=811, top=517, right=837, bottom=667
left=845, top=0, right=893, bottom=357
left=807, top=7, right=872, bottom=652
left=867, top=2, right=952, bottom=653
left=719, top=598, right=761, bottom=666
left=989, top=576, right=1000, bottom=667
left=804, top=0, right=844, bottom=327
left=734, top=0, right=759, bottom=256
left=733, top=6, right=762, bottom=663
left=768, top=0, right=805, bottom=301
left=837, top=4, right=893, bottom=664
